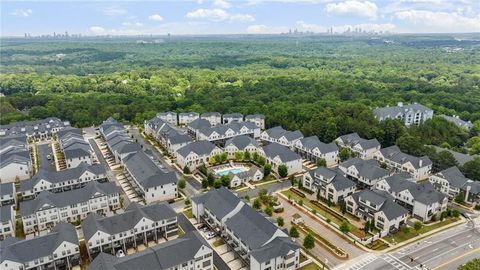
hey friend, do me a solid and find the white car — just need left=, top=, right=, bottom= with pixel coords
left=206, top=232, right=216, bottom=240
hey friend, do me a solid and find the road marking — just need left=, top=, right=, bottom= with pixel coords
left=402, top=227, right=473, bottom=256
left=432, top=247, right=480, bottom=270
left=421, top=239, right=478, bottom=265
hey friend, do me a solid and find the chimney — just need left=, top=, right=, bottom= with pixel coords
left=397, top=102, right=403, bottom=107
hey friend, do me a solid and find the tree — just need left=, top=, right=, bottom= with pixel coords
left=316, top=189, right=321, bottom=201
left=178, top=178, right=186, bottom=189
left=340, top=201, right=347, bottom=215
left=183, top=166, right=191, bottom=174
left=364, top=220, right=370, bottom=233
left=452, top=209, right=460, bottom=218
left=461, top=157, right=480, bottom=181
left=201, top=179, right=209, bottom=189
left=433, top=150, right=458, bottom=172
left=184, top=197, right=190, bottom=205
left=244, top=195, right=250, bottom=201
left=263, top=163, right=272, bottom=177
left=244, top=150, right=251, bottom=161
left=253, top=199, right=261, bottom=209
left=257, top=156, right=266, bottom=166
left=396, top=134, right=425, bottom=157
left=278, top=164, right=288, bottom=178
left=277, top=217, right=284, bottom=227
left=340, top=221, right=351, bottom=234
left=414, top=221, right=423, bottom=231
left=209, top=156, right=216, bottom=165
left=207, top=173, right=215, bottom=186
left=213, top=179, right=222, bottom=189
left=289, top=226, right=299, bottom=238
left=303, top=233, right=315, bottom=250
left=235, top=151, right=243, bottom=160
left=458, top=258, right=480, bottom=270
left=220, top=175, right=231, bottom=187
left=339, top=147, right=351, bottom=162
left=316, top=158, right=327, bottom=167
left=220, top=152, right=228, bottom=163
left=455, top=191, right=465, bottom=204
left=265, top=207, right=273, bottom=216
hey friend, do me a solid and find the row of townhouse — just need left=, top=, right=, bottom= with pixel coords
left=260, top=126, right=304, bottom=149
left=0, top=135, right=33, bottom=183
left=338, top=158, right=390, bottom=188
left=0, top=117, right=71, bottom=140
left=374, top=145, right=432, bottom=180
left=294, top=135, right=339, bottom=167
left=121, top=150, right=178, bottom=203
left=176, top=140, right=223, bottom=171
left=82, top=202, right=178, bottom=260
left=376, top=174, right=447, bottom=222
left=144, top=116, right=192, bottom=155
left=430, top=166, right=480, bottom=204
left=335, top=133, right=381, bottom=160
left=20, top=163, right=107, bottom=200
left=100, top=117, right=140, bottom=163
left=158, top=111, right=265, bottom=129
left=57, top=127, right=93, bottom=168
left=1, top=223, right=80, bottom=270
left=374, top=102, right=434, bottom=126
left=194, top=121, right=261, bottom=146
left=0, top=204, right=15, bottom=240
left=439, top=115, right=473, bottom=130
left=1, top=182, right=16, bottom=206
left=192, top=188, right=301, bottom=270
left=260, top=143, right=303, bottom=176
left=88, top=231, right=213, bottom=270
left=302, top=166, right=356, bottom=204
left=20, top=181, right=120, bottom=234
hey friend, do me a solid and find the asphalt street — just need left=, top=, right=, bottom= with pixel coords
left=37, top=142, right=56, bottom=172
left=88, top=138, right=109, bottom=170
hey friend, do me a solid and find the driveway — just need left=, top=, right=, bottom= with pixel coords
left=37, top=142, right=56, bottom=172
left=88, top=138, right=109, bottom=170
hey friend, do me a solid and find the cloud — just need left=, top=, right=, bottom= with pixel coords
left=186, top=8, right=254, bottom=22
left=89, top=26, right=143, bottom=36
left=246, top=24, right=289, bottom=34
left=89, top=26, right=106, bottom=35
left=395, top=10, right=480, bottom=32
left=122, top=22, right=143, bottom=27
left=213, top=0, right=232, bottom=9
left=325, top=1, right=378, bottom=19
left=12, top=9, right=33, bottom=17
left=102, top=7, right=127, bottom=16
left=148, top=14, right=164, bottom=21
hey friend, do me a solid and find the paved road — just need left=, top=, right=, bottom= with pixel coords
left=177, top=214, right=230, bottom=270
left=238, top=180, right=292, bottom=198
left=88, top=138, right=109, bottom=170
left=37, top=142, right=56, bottom=172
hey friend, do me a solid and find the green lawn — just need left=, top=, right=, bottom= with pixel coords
left=384, top=217, right=460, bottom=244
left=183, top=208, right=193, bottom=219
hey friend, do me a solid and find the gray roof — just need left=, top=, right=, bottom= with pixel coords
left=191, top=187, right=242, bottom=220
left=0, top=182, right=15, bottom=197
left=262, top=143, right=301, bottom=163
left=384, top=174, right=445, bottom=205
left=187, top=118, right=211, bottom=130
left=337, top=133, right=380, bottom=150
left=379, top=145, right=432, bottom=169
left=225, top=135, right=259, bottom=150
left=245, top=114, right=265, bottom=120
left=354, top=189, right=407, bottom=220
left=20, top=181, right=119, bottom=216
left=432, top=146, right=476, bottom=166
left=0, top=117, right=70, bottom=137
left=123, top=151, right=178, bottom=189
left=439, top=115, right=473, bottom=129
left=223, top=113, right=243, bottom=119
left=264, top=126, right=303, bottom=141
left=0, top=223, right=78, bottom=264
left=340, top=158, right=389, bottom=180
left=88, top=231, right=209, bottom=270
left=176, top=140, right=216, bottom=158
left=168, top=133, right=192, bottom=145
left=0, top=205, right=13, bottom=223
left=82, top=202, right=176, bottom=241
left=198, top=121, right=258, bottom=137
left=299, top=136, right=338, bottom=154
left=467, top=181, right=480, bottom=194
left=179, top=112, right=199, bottom=117
left=0, top=135, right=30, bottom=168
left=311, top=167, right=355, bottom=191
left=435, top=166, right=471, bottom=189
left=201, top=112, right=221, bottom=117
left=374, top=103, right=433, bottom=119
left=249, top=237, right=298, bottom=263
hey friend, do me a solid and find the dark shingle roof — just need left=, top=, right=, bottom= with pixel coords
left=262, top=143, right=301, bottom=163
left=123, top=151, right=178, bottom=189
left=225, top=135, right=259, bottom=150
left=176, top=140, right=216, bottom=158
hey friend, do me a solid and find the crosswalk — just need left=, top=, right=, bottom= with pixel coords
left=341, top=253, right=416, bottom=270
left=381, top=254, right=412, bottom=270
left=347, top=254, right=378, bottom=270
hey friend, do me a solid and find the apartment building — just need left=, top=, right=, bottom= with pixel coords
left=192, top=188, right=300, bottom=270
left=0, top=135, right=33, bottom=183
left=338, top=158, right=389, bottom=188
left=430, top=166, right=480, bottom=204
left=374, top=102, right=433, bottom=126
left=176, top=140, right=223, bottom=171
left=179, top=112, right=200, bottom=126
left=223, top=113, right=244, bottom=124
left=245, top=114, right=265, bottom=129
left=82, top=202, right=178, bottom=259
left=259, top=143, right=303, bottom=176
left=335, top=133, right=381, bottom=160
left=157, top=111, right=178, bottom=126
left=261, top=126, right=304, bottom=149
left=302, top=167, right=356, bottom=204
left=294, top=136, right=339, bottom=167
left=201, top=112, right=222, bottom=126
left=439, top=115, right=473, bottom=130
left=0, top=117, right=71, bottom=140
left=21, top=181, right=120, bottom=234
left=0, top=205, right=15, bottom=240
left=0, top=182, right=16, bottom=206
left=374, top=145, right=432, bottom=180
left=0, top=223, right=80, bottom=270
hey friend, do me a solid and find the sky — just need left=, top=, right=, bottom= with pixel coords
left=1, top=0, right=479, bottom=37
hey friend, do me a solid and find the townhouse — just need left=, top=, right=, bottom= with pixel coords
left=302, top=167, right=356, bottom=204
left=245, top=114, right=265, bottom=129
left=223, top=113, right=244, bottom=124
left=188, top=118, right=212, bottom=137
left=57, top=127, right=93, bottom=168
left=201, top=112, right=222, bottom=126
left=156, top=111, right=178, bottom=126
left=122, top=151, right=178, bottom=203
left=100, top=118, right=140, bottom=163
left=82, top=202, right=178, bottom=259
left=196, top=121, right=261, bottom=146
left=179, top=112, right=200, bottom=126
left=374, top=102, right=434, bottom=126
left=261, top=126, right=304, bottom=149
left=144, top=116, right=192, bottom=155
left=375, top=174, right=447, bottom=222
left=0, top=135, right=33, bottom=183
left=88, top=231, right=213, bottom=270
left=345, top=189, right=408, bottom=232
left=0, top=117, right=71, bottom=140
left=430, top=166, right=480, bottom=204
left=294, top=135, right=339, bottom=167
left=260, top=143, right=303, bottom=176
left=1, top=182, right=16, bottom=206
left=439, top=115, right=473, bottom=130
left=20, top=163, right=107, bottom=200
left=224, top=165, right=264, bottom=188
left=192, top=188, right=300, bottom=270
left=21, top=181, right=120, bottom=234
left=0, top=223, right=80, bottom=270
left=176, top=140, right=223, bottom=171
left=335, top=133, right=381, bottom=160
left=374, top=145, right=432, bottom=180
left=338, top=158, right=389, bottom=188
left=224, top=135, right=260, bottom=158
left=0, top=205, right=15, bottom=240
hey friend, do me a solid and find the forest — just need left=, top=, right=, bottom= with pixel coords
left=1, top=34, right=479, bottom=179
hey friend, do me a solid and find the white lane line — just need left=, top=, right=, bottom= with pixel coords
left=420, top=238, right=478, bottom=265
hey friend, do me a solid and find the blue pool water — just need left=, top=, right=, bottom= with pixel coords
left=215, top=168, right=247, bottom=176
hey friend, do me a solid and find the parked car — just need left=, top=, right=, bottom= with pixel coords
left=47, top=154, right=52, bottom=160
left=206, top=232, right=216, bottom=240
left=202, top=227, right=209, bottom=232
left=197, top=224, right=206, bottom=230
left=116, top=250, right=125, bottom=257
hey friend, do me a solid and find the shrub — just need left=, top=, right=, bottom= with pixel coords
left=183, top=166, right=191, bottom=174
left=452, top=209, right=460, bottom=218
left=265, top=207, right=273, bottom=216
left=303, top=233, right=315, bottom=250
left=401, top=226, right=411, bottom=234
left=201, top=179, right=209, bottom=189
left=244, top=195, right=251, bottom=201
left=316, top=158, right=327, bottom=167
left=277, top=217, right=284, bottom=227
left=185, top=198, right=191, bottom=205
left=263, top=164, right=272, bottom=177
left=340, top=221, right=351, bottom=234
left=178, top=179, right=186, bottom=189
left=278, top=164, right=288, bottom=178
left=253, top=199, right=261, bottom=209
left=414, top=221, right=423, bottom=231
left=213, top=179, right=222, bottom=189
left=289, top=226, right=299, bottom=238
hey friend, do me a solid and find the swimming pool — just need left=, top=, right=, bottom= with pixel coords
left=215, top=167, right=248, bottom=176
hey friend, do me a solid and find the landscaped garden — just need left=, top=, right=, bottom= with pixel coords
left=384, top=217, right=461, bottom=244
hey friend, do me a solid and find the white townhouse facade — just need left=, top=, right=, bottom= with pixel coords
left=0, top=223, right=80, bottom=270
left=0, top=205, right=15, bottom=240
left=196, top=122, right=261, bottom=145
left=20, top=182, right=120, bottom=234
left=302, top=167, right=356, bottom=204
left=122, top=151, right=178, bottom=203
left=82, top=202, right=178, bottom=259
left=345, top=190, right=408, bottom=232
left=338, top=158, right=390, bottom=188
left=192, top=188, right=301, bottom=270
left=144, top=115, right=192, bottom=155
left=225, top=166, right=264, bottom=188
left=179, top=112, right=200, bottom=126
left=57, top=128, right=93, bottom=168
left=429, top=166, right=480, bottom=204
left=374, top=145, right=432, bottom=180
left=20, top=163, right=107, bottom=200
left=0, top=135, right=33, bottom=183
left=294, top=136, right=339, bottom=167
left=373, top=102, right=434, bottom=126
left=0, top=117, right=71, bottom=140
left=261, top=126, right=304, bottom=149
left=259, top=143, right=303, bottom=176
left=245, top=114, right=265, bottom=129
left=157, top=111, right=178, bottom=126
left=176, top=140, right=223, bottom=171
left=376, top=174, right=448, bottom=222
left=336, top=133, right=381, bottom=160
left=88, top=231, right=213, bottom=270
left=201, top=112, right=222, bottom=126
left=223, top=113, right=244, bottom=124
left=224, top=135, right=260, bottom=158
left=0, top=182, right=16, bottom=206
